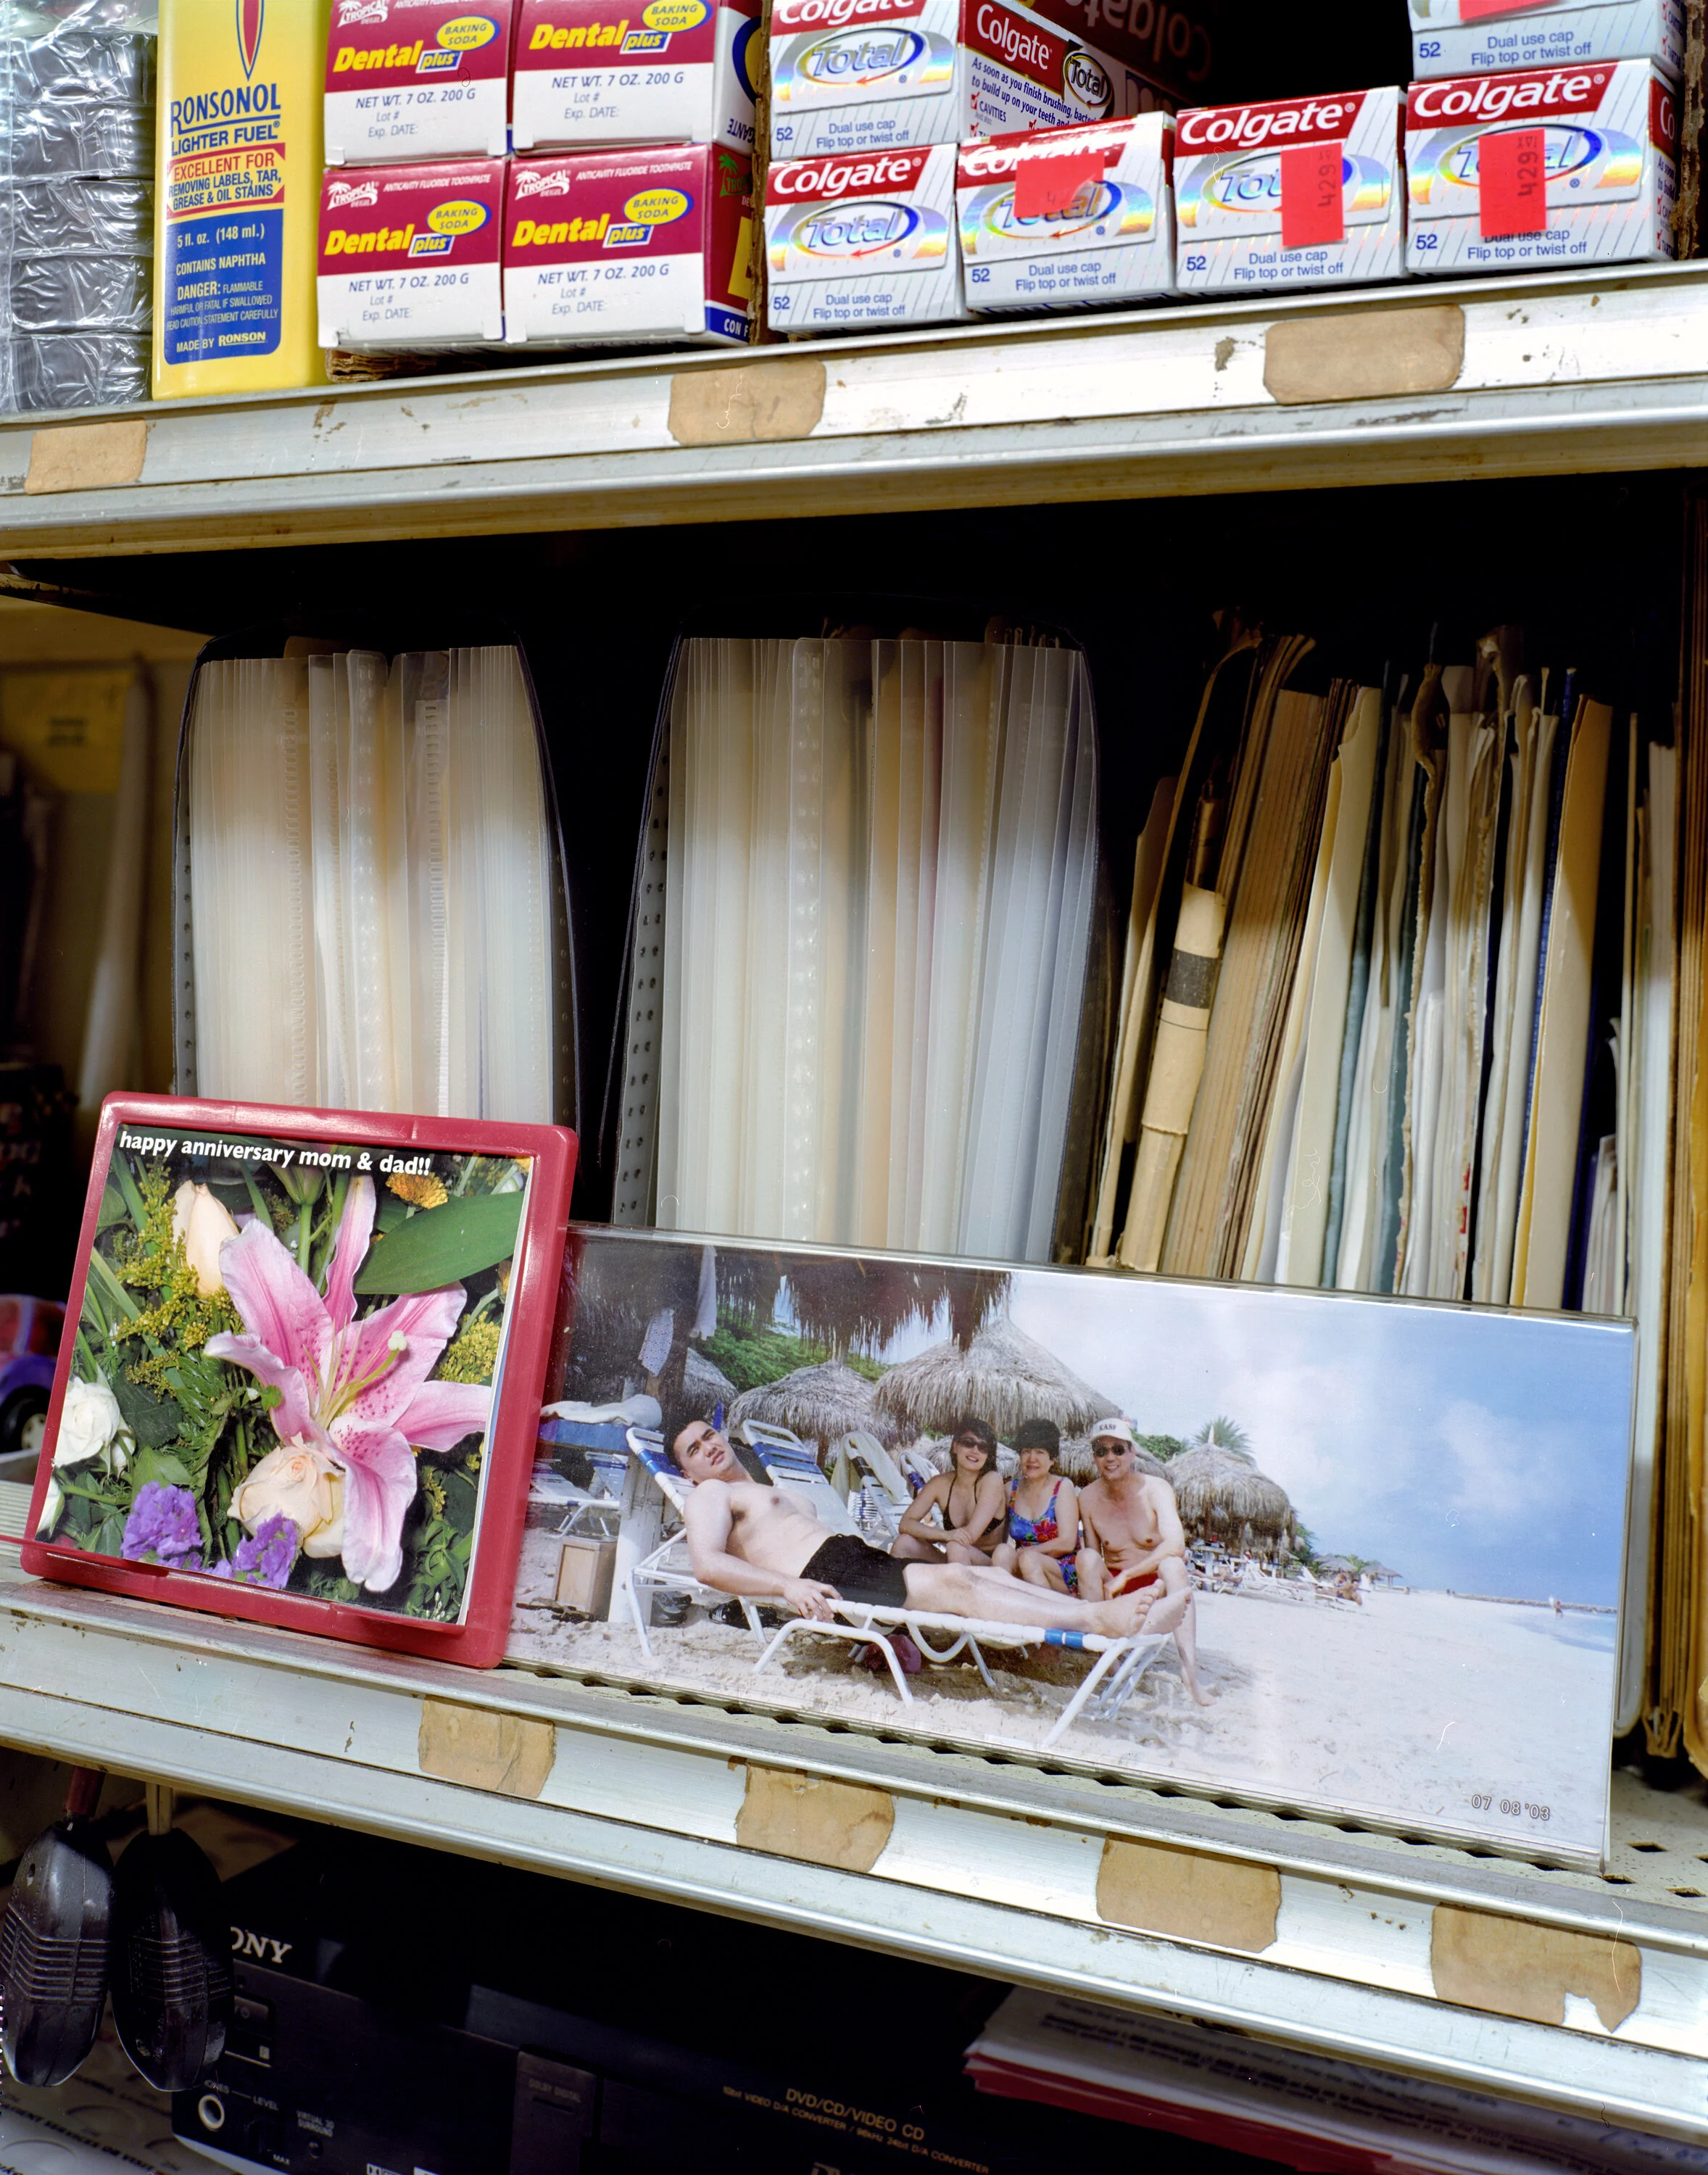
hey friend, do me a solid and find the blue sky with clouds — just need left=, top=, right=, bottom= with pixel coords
left=847, top=1273, right=1634, bottom=1605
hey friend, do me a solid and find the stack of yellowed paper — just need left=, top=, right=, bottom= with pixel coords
left=1087, top=622, right=1677, bottom=1744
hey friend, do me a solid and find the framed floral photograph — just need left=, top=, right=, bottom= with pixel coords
left=22, top=1094, right=576, bottom=1665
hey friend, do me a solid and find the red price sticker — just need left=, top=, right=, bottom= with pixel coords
left=1280, top=140, right=1345, bottom=249
left=1462, top=0, right=1551, bottom=17
left=1479, top=126, right=1549, bottom=237
left=1013, top=146, right=1105, bottom=222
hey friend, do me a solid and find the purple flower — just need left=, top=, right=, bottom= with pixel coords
left=122, top=1483, right=202, bottom=1566
left=231, top=1515, right=299, bottom=1589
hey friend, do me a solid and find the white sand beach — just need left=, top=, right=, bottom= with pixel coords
left=507, top=1539, right=1614, bottom=1857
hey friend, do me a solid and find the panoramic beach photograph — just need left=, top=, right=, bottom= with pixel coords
left=509, top=1230, right=1636, bottom=1858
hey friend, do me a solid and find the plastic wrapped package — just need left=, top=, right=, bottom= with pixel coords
left=7, top=331, right=149, bottom=410
left=4, top=27, right=152, bottom=98
left=11, top=254, right=150, bottom=332
left=2, top=94, right=149, bottom=177
left=0, top=175, right=149, bottom=254
left=0, top=0, right=156, bottom=413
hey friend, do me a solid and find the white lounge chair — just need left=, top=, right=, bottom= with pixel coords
left=533, top=1414, right=630, bottom=1540
left=618, top=1429, right=771, bottom=1647
left=615, top=1425, right=1166, bottom=1744
left=826, top=1428, right=913, bottom=1542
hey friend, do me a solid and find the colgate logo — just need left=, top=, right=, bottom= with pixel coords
left=771, top=149, right=925, bottom=196
left=327, top=178, right=381, bottom=207
left=1177, top=94, right=1360, bottom=153
left=975, top=4, right=1055, bottom=73
left=961, top=123, right=1122, bottom=179
left=774, top=0, right=908, bottom=33
left=1409, top=67, right=1612, bottom=126
left=337, top=0, right=388, bottom=22
left=515, top=165, right=574, bottom=196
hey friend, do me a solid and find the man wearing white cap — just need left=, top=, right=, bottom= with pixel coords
left=1077, top=1418, right=1209, bottom=1706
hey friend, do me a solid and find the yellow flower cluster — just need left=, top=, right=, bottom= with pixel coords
left=115, top=1166, right=239, bottom=1391
left=421, top=1468, right=447, bottom=1519
left=436, top=1317, right=500, bottom=1385
left=387, top=1171, right=449, bottom=1209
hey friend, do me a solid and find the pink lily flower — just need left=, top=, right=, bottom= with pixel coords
left=205, top=1176, right=491, bottom=1593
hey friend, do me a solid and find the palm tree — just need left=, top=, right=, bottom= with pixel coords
left=1193, top=1414, right=1252, bottom=1459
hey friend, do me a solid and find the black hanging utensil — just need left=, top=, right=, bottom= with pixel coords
left=110, top=1818, right=233, bottom=2089
left=0, top=1768, right=113, bottom=2087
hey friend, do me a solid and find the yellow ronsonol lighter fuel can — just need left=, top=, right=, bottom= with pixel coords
left=154, top=0, right=332, bottom=397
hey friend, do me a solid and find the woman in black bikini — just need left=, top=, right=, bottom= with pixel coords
left=892, top=1414, right=1008, bottom=1567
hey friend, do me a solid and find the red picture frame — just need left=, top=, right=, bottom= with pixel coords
left=21, top=1093, right=576, bottom=1668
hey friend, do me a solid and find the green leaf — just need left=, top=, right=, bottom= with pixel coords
left=111, top=1372, right=185, bottom=1451
left=96, top=1185, right=130, bottom=1234
left=352, top=1191, right=523, bottom=1296
left=128, top=1446, right=193, bottom=1491
left=92, top=1512, right=126, bottom=1557
left=376, top=1190, right=410, bottom=1232
left=111, top=1151, right=149, bottom=1232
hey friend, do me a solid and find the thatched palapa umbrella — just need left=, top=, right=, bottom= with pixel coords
left=729, top=1361, right=903, bottom=1455
left=681, top=1348, right=737, bottom=1422
left=872, top=1320, right=1114, bottom=1443
left=1168, top=1445, right=1295, bottom=1561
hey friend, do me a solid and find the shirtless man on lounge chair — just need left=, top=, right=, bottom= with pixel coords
left=671, top=1420, right=1157, bottom=1640
left=1077, top=1420, right=1210, bottom=1706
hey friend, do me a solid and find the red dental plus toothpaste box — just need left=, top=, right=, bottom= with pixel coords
left=1174, top=86, right=1405, bottom=294
left=766, top=142, right=969, bottom=331
left=1409, top=0, right=1683, bottom=83
left=769, top=0, right=1174, bottom=163
left=957, top=111, right=1175, bottom=310
left=325, top=0, right=515, bottom=163
left=318, top=159, right=506, bottom=348
left=1406, top=59, right=1676, bottom=274
left=502, top=144, right=753, bottom=343
left=510, top=0, right=758, bottom=153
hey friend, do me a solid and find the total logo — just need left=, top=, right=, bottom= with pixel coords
left=1438, top=124, right=1606, bottom=191
left=1060, top=46, right=1111, bottom=117
left=987, top=174, right=1118, bottom=236
left=793, top=25, right=929, bottom=87
left=793, top=196, right=920, bottom=254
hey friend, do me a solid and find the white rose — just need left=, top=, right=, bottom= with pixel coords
left=173, top=1182, right=241, bottom=1298
left=234, top=1440, right=345, bottom=1558
left=37, top=1475, right=62, bottom=1536
left=55, top=1376, right=130, bottom=1473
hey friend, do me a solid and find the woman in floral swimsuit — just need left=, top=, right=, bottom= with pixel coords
left=995, top=1417, right=1082, bottom=1594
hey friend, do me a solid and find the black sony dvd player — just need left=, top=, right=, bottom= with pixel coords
left=173, top=1832, right=1256, bottom=2175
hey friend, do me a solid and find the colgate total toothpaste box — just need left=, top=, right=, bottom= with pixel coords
left=510, top=0, right=758, bottom=152
left=769, top=0, right=1171, bottom=163
left=325, top=0, right=515, bottom=164
left=503, top=144, right=753, bottom=344
left=1406, top=60, right=1677, bottom=273
left=1409, top=0, right=1683, bottom=82
left=1174, top=87, right=1404, bottom=294
left=957, top=112, right=1174, bottom=311
left=766, top=142, right=969, bottom=331
left=318, top=160, right=506, bottom=348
